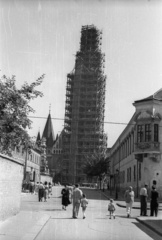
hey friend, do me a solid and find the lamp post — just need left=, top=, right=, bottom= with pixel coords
left=115, top=169, right=119, bottom=200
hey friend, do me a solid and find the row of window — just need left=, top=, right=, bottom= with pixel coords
left=120, top=163, right=142, bottom=184
left=137, top=124, right=158, bottom=143
left=14, top=147, right=40, bottom=165
left=111, top=123, right=159, bottom=164
left=29, top=153, right=40, bottom=165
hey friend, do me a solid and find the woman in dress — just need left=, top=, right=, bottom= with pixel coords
left=61, top=185, right=70, bottom=210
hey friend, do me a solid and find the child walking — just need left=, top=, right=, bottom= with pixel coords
left=108, top=199, right=116, bottom=219
left=81, top=194, right=88, bottom=219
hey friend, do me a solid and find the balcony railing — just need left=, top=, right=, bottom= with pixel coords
left=134, top=141, right=160, bottom=153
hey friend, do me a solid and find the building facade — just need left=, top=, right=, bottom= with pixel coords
left=12, top=145, right=41, bottom=183
left=62, top=25, right=107, bottom=184
left=108, top=89, right=162, bottom=198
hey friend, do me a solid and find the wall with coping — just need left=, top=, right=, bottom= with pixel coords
left=0, top=153, right=24, bottom=221
left=40, top=174, right=52, bottom=184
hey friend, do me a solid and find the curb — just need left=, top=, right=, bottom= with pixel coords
left=136, top=217, right=162, bottom=237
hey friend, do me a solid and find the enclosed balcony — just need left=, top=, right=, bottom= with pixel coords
left=134, top=141, right=160, bottom=154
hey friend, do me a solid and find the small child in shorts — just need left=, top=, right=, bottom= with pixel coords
left=108, top=199, right=116, bottom=219
left=81, top=193, right=88, bottom=219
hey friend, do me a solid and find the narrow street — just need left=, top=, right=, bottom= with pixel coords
left=4, top=186, right=159, bottom=240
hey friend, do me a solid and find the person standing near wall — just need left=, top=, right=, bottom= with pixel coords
left=140, top=184, right=148, bottom=216
left=124, top=186, right=134, bottom=218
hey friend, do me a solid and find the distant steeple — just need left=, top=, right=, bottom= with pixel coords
left=36, top=130, right=41, bottom=142
left=42, top=113, right=55, bottom=147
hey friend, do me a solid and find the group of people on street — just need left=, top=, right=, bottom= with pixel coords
left=123, top=184, right=159, bottom=218
left=107, top=184, right=159, bottom=220
left=61, top=184, right=88, bottom=219
left=37, top=181, right=53, bottom=202
left=60, top=182, right=160, bottom=220
left=139, top=184, right=159, bottom=217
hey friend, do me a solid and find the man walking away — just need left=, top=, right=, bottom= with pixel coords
left=72, top=184, right=83, bottom=219
left=140, top=184, right=148, bottom=216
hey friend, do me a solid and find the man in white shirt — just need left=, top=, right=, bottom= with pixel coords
left=72, top=184, right=83, bottom=219
left=140, top=184, right=148, bottom=216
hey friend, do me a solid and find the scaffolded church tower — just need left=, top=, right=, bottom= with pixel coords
left=62, top=25, right=107, bottom=184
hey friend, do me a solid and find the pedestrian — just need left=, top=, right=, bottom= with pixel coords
left=68, top=186, right=73, bottom=204
left=72, top=184, right=83, bottom=219
left=140, top=184, right=148, bottom=216
left=44, top=181, right=49, bottom=202
left=38, top=182, right=44, bottom=202
left=81, top=193, right=88, bottom=219
left=48, top=182, right=52, bottom=198
left=150, top=186, right=159, bottom=217
left=124, top=186, right=134, bottom=218
left=29, top=180, right=33, bottom=194
left=61, top=185, right=70, bottom=210
left=35, top=182, right=39, bottom=195
left=108, top=199, right=115, bottom=219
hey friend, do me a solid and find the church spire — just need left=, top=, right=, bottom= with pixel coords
left=36, top=130, right=41, bottom=142
left=42, top=113, right=55, bottom=147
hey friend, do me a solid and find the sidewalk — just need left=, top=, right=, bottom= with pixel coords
left=0, top=193, right=50, bottom=240
left=101, top=189, right=162, bottom=237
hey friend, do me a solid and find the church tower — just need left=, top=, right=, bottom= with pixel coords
left=62, top=25, right=107, bottom=184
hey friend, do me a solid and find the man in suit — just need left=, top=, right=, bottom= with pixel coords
left=72, top=184, right=83, bottom=218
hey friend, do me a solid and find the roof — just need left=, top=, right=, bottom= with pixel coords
left=42, top=113, right=55, bottom=147
left=134, top=88, right=162, bottom=103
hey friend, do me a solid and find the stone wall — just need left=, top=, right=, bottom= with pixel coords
left=0, top=153, right=24, bottom=221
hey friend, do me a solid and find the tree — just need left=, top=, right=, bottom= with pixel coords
left=82, top=147, right=109, bottom=188
left=0, top=74, right=45, bottom=155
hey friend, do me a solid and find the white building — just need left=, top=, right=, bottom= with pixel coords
left=108, top=89, right=162, bottom=198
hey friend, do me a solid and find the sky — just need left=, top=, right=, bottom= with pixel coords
left=1, top=0, right=162, bottom=147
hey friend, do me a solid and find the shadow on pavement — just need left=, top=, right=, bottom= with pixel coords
left=133, top=222, right=161, bottom=239
left=136, top=219, right=162, bottom=237
left=44, top=209, right=63, bottom=211
left=50, top=217, right=75, bottom=219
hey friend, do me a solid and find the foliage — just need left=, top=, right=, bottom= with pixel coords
left=0, top=74, right=45, bottom=155
left=82, top=147, right=109, bottom=178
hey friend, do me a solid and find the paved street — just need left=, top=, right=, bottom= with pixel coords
left=0, top=186, right=161, bottom=240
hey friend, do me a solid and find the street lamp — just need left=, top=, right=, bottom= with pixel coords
left=115, top=169, right=119, bottom=200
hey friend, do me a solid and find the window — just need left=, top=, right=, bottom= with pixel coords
left=127, top=169, right=129, bottom=182
left=139, top=163, right=141, bottom=180
left=127, top=167, right=131, bottom=182
left=145, top=124, right=151, bottom=142
left=123, top=171, right=125, bottom=183
left=134, top=165, right=136, bottom=181
left=154, top=124, right=159, bottom=142
left=137, top=125, right=143, bottom=142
